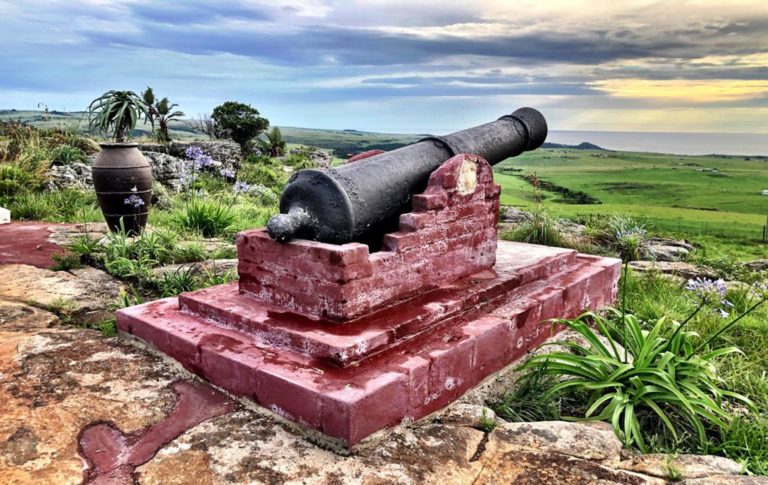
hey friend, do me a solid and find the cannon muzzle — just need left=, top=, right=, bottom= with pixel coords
left=267, top=107, right=547, bottom=244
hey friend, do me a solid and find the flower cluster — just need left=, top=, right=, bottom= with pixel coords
left=685, top=277, right=733, bottom=317
left=124, top=194, right=145, bottom=209
left=752, top=281, right=768, bottom=300
left=186, top=145, right=214, bottom=171
left=233, top=181, right=251, bottom=195
left=181, top=145, right=240, bottom=193
left=185, top=146, right=204, bottom=159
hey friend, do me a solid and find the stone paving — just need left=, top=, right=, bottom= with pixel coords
left=0, top=291, right=762, bottom=483
left=0, top=222, right=71, bottom=269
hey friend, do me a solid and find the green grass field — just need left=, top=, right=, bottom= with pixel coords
left=494, top=148, right=768, bottom=254
left=4, top=109, right=766, bottom=258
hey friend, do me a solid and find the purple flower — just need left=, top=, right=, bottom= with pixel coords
left=686, top=277, right=733, bottom=317
left=220, top=168, right=236, bottom=179
left=685, top=277, right=727, bottom=301
left=185, top=146, right=204, bottom=160
left=752, top=281, right=768, bottom=299
left=124, top=194, right=145, bottom=209
left=180, top=171, right=197, bottom=189
left=194, top=155, right=214, bottom=171
left=233, top=181, right=251, bottom=195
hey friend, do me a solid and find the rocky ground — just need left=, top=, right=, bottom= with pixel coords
left=0, top=261, right=763, bottom=483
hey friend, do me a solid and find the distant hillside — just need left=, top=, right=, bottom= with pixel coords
left=542, top=141, right=603, bottom=150
left=1, top=109, right=602, bottom=154
left=278, top=126, right=420, bottom=156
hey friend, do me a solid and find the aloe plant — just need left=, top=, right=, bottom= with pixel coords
left=87, top=90, right=147, bottom=142
left=522, top=309, right=753, bottom=452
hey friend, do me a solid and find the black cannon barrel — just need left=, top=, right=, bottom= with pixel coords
left=267, top=107, right=547, bottom=244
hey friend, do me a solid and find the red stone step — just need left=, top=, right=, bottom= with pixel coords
left=179, top=243, right=580, bottom=367
left=117, top=245, right=620, bottom=446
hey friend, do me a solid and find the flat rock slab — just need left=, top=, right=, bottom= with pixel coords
left=0, top=222, right=72, bottom=269
left=0, top=300, right=753, bottom=484
left=0, top=264, right=125, bottom=324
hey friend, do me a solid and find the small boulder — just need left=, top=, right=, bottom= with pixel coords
left=501, top=207, right=533, bottom=224
left=629, top=261, right=717, bottom=281
left=45, top=162, right=93, bottom=191
left=644, top=237, right=695, bottom=262
left=743, top=259, right=768, bottom=272
left=489, top=421, right=623, bottom=463
left=142, top=152, right=187, bottom=192
left=434, top=403, right=498, bottom=429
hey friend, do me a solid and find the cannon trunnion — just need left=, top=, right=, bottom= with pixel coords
left=267, top=107, right=548, bottom=244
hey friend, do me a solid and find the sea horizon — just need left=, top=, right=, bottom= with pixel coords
left=546, top=130, right=768, bottom=157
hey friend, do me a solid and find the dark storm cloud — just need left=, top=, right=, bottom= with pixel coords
left=81, top=23, right=687, bottom=67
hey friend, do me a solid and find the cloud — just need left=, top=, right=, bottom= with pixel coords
left=0, top=0, right=766, bottom=133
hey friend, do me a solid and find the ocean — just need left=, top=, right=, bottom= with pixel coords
left=547, top=131, right=768, bottom=157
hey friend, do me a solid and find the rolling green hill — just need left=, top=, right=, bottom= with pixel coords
left=494, top=148, right=768, bottom=243
left=3, top=109, right=766, bottom=247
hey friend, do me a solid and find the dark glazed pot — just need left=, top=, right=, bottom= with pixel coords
left=92, top=143, right=152, bottom=234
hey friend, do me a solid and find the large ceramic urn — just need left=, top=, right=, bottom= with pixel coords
left=92, top=143, right=152, bottom=234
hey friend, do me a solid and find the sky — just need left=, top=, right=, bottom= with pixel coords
left=1, top=0, right=767, bottom=134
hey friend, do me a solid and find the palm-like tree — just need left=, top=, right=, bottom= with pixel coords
left=155, top=97, right=184, bottom=143
left=141, top=87, right=157, bottom=133
left=265, top=126, right=286, bottom=157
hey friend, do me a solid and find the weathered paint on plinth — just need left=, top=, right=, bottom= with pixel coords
left=116, top=155, right=621, bottom=446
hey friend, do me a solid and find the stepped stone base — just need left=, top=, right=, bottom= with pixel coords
left=117, top=241, right=620, bottom=446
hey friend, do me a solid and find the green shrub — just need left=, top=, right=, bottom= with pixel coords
left=131, top=229, right=176, bottom=265
left=503, top=207, right=564, bottom=247
left=105, top=255, right=154, bottom=280
left=172, top=241, right=208, bottom=263
left=157, top=268, right=197, bottom=297
left=10, top=192, right=55, bottom=220
left=520, top=310, right=752, bottom=452
left=283, top=149, right=316, bottom=170
left=98, top=319, right=117, bottom=337
left=50, top=144, right=88, bottom=165
left=199, top=267, right=237, bottom=287
left=69, top=234, right=103, bottom=266
left=238, top=163, right=282, bottom=189
left=175, top=200, right=235, bottom=238
left=51, top=253, right=84, bottom=271
left=494, top=362, right=564, bottom=423
left=0, top=164, right=39, bottom=195
left=710, top=415, right=768, bottom=475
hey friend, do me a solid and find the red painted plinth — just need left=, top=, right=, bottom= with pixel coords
left=116, top=154, right=621, bottom=446
left=236, top=154, right=500, bottom=321
left=118, top=242, right=620, bottom=446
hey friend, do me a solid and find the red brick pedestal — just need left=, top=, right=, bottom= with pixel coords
left=117, top=154, right=621, bottom=446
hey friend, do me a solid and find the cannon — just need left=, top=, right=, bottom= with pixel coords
left=267, top=107, right=548, bottom=244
